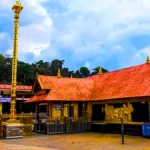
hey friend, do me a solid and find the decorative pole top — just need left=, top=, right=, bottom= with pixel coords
left=146, top=54, right=150, bottom=64
left=98, top=67, right=103, bottom=75
left=57, top=68, right=61, bottom=78
left=12, top=0, right=23, bottom=19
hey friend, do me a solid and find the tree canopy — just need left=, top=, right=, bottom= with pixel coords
left=0, top=54, right=108, bottom=85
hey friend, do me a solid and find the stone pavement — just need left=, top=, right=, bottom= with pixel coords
left=0, top=143, right=57, bottom=150
left=0, top=133, right=150, bottom=150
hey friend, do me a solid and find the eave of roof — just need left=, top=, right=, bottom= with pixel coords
left=0, top=84, right=32, bottom=92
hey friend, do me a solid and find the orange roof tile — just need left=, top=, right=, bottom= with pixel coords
left=89, top=63, right=150, bottom=100
left=39, top=76, right=94, bottom=101
left=0, top=84, right=32, bottom=92
left=26, top=94, right=48, bottom=103
left=27, top=63, right=150, bottom=102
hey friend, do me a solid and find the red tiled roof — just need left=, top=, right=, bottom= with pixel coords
left=26, top=94, right=48, bottom=102
left=39, top=76, right=94, bottom=101
left=89, top=63, right=150, bottom=100
left=0, top=84, right=32, bottom=92
left=27, top=63, right=150, bottom=103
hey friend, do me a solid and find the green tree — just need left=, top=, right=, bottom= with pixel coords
left=0, top=53, right=109, bottom=85
left=80, top=67, right=90, bottom=77
left=90, top=66, right=108, bottom=76
left=51, top=59, right=64, bottom=76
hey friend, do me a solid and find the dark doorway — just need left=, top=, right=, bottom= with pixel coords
left=132, top=101, right=149, bottom=122
left=39, top=105, right=47, bottom=113
left=23, top=103, right=35, bottom=113
left=78, top=102, right=83, bottom=117
left=2, top=103, right=10, bottom=114
left=70, top=106, right=74, bottom=117
left=92, top=104, right=105, bottom=121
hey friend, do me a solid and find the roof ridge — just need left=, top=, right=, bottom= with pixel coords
left=38, top=74, right=85, bottom=80
left=87, top=63, right=147, bottom=78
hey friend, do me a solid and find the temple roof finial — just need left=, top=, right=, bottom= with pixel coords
left=35, top=72, right=38, bottom=78
left=57, top=68, right=61, bottom=78
left=98, top=67, right=103, bottom=75
left=146, top=54, right=150, bottom=64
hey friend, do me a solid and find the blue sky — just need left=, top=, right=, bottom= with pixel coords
left=0, top=0, right=150, bottom=72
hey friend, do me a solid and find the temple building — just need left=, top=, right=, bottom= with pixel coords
left=0, top=84, right=32, bottom=114
left=26, top=56, right=150, bottom=135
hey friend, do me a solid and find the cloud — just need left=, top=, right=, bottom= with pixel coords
left=0, top=32, right=11, bottom=54
left=138, top=46, right=150, bottom=55
left=84, top=62, right=91, bottom=69
left=0, top=32, right=8, bottom=40
left=3, top=0, right=55, bottom=62
left=132, top=46, right=150, bottom=64
left=50, top=0, right=150, bottom=69
left=0, top=1, right=14, bottom=10
left=1, top=0, right=150, bottom=71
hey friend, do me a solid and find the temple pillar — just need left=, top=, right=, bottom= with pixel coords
left=69, top=102, right=71, bottom=117
left=74, top=103, right=78, bottom=118
left=48, top=102, right=52, bottom=117
left=47, top=102, right=49, bottom=117
left=0, top=103, right=2, bottom=115
left=82, top=102, right=87, bottom=117
left=87, top=102, right=92, bottom=122
left=63, top=104, right=68, bottom=117
left=61, top=102, right=64, bottom=117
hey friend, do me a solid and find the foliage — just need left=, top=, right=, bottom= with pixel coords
left=0, top=54, right=108, bottom=85
left=90, top=66, right=109, bottom=76
left=80, top=67, right=90, bottom=77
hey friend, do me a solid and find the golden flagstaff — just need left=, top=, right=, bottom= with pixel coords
left=7, top=0, right=23, bottom=123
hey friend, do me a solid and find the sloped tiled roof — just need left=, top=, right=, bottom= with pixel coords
left=38, top=76, right=94, bottom=101
left=0, top=84, right=32, bottom=92
left=88, top=63, right=150, bottom=100
left=27, top=63, right=150, bottom=102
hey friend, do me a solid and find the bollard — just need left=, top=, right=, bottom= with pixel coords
left=121, top=118, right=124, bottom=144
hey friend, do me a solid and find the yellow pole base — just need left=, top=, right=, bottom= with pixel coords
left=6, top=119, right=21, bottom=124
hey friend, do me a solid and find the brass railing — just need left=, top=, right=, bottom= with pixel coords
left=0, top=117, right=2, bottom=138
left=33, top=116, right=91, bottom=134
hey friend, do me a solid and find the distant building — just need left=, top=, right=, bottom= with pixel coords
left=0, top=84, right=32, bottom=114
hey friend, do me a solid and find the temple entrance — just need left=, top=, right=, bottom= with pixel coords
left=92, top=104, right=105, bottom=121
left=91, top=102, right=149, bottom=135
left=33, top=103, right=91, bottom=134
left=132, top=101, right=149, bottom=122
left=2, top=103, right=10, bottom=114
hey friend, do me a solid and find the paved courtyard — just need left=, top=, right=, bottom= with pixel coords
left=0, top=132, right=150, bottom=150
